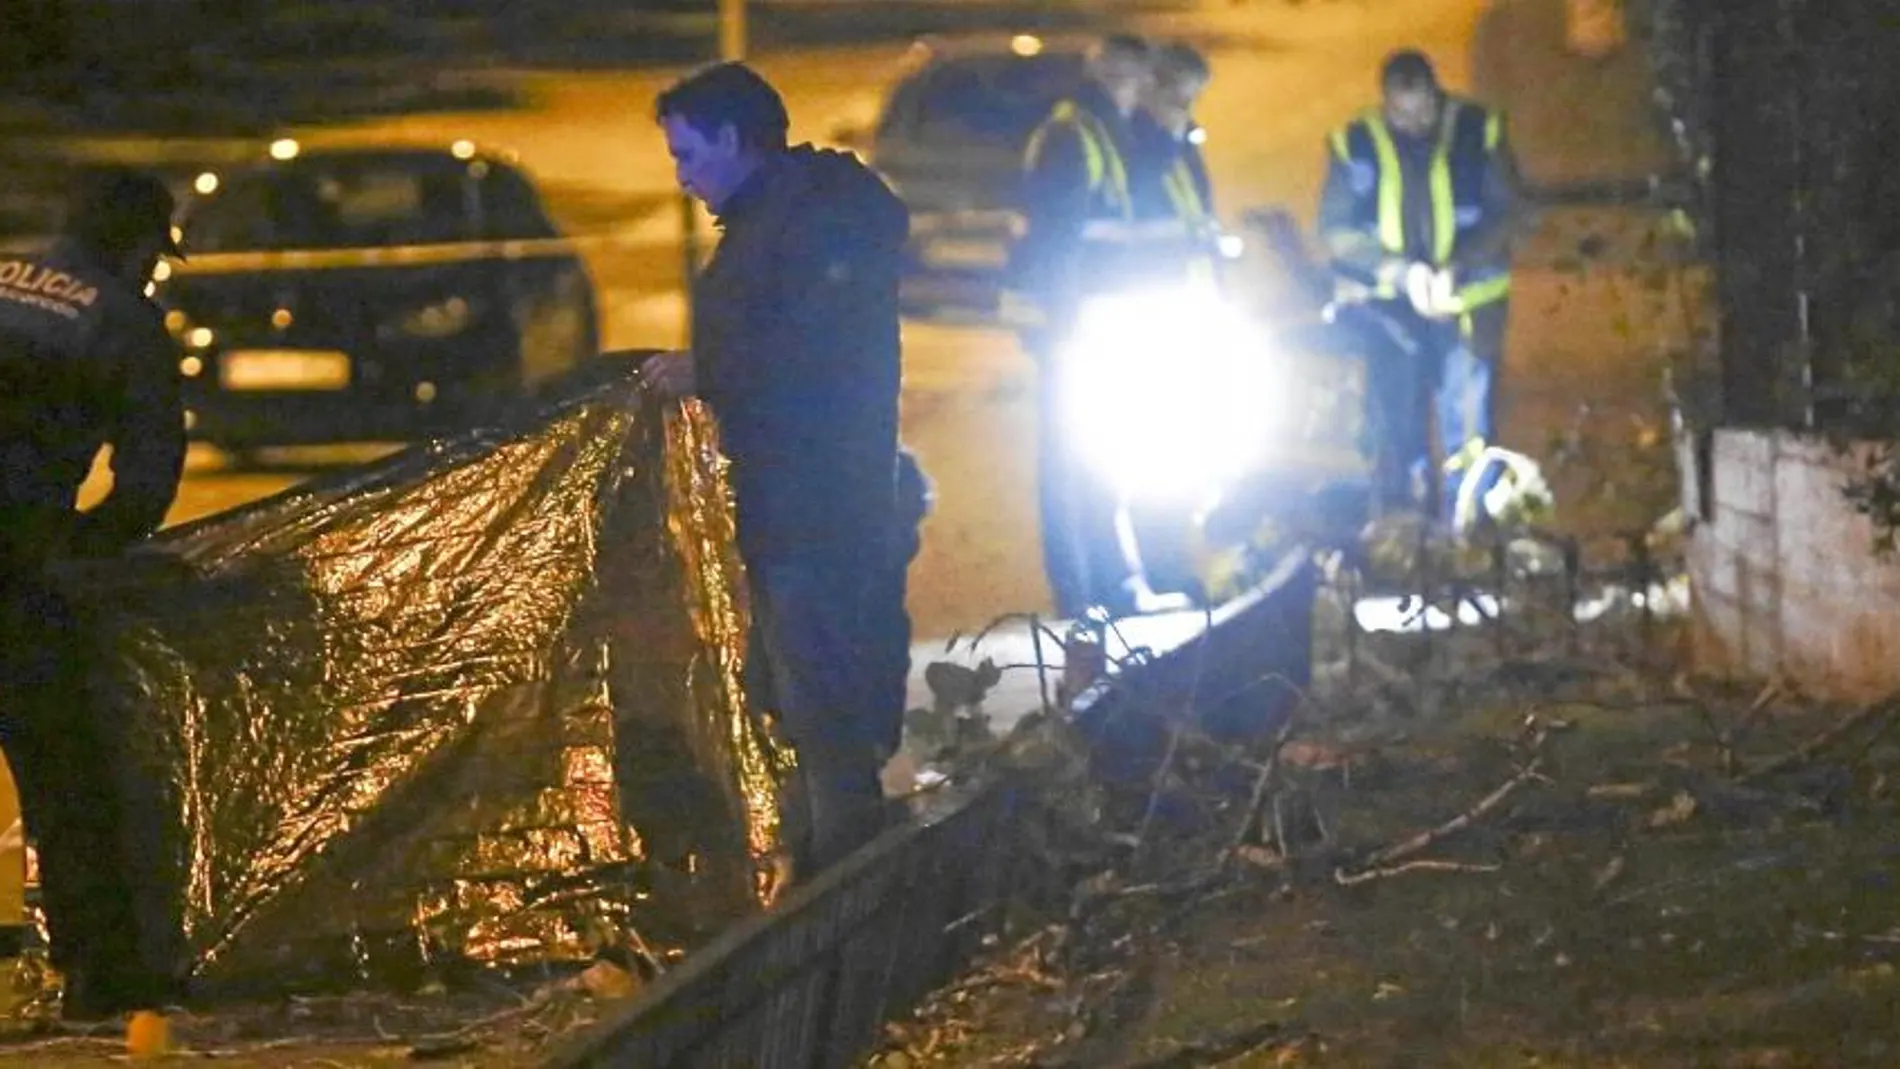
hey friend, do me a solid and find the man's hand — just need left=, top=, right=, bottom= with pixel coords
left=639, top=349, right=697, bottom=400
left=1404, top=263, right=1464, bottom=320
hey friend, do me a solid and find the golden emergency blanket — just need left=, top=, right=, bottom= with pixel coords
left=57, top=361, right=783, bottom=993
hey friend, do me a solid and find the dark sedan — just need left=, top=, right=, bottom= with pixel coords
left=863, top=37, right=1086, bottom=314
left=155, top=144, right=598, bottom=455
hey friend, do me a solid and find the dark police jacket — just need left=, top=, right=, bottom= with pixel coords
left=0, top=239, right=185, bottom=569
left=692, top=145, right=910, bottom=566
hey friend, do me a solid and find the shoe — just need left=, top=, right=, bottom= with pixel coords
left=60, top=967, right=135, bottom=1021
left=1117, top=574, right=1195, bottom=617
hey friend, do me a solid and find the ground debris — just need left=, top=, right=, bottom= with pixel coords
left=0, top=955, right=655, bottom=1066
left=867, top=603, right=1900, bottom=1067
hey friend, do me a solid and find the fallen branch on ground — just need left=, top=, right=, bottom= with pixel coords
left=1119, top=1019, right=1304, bottom=1068
left=1333, top=859, right=1504, bottom=886
left=1361, top=729, right=1550, bottom=871
left=1692, top=679, right=1783, bottom=777
left=1218, top=713, right=1302, bottom=872
left=1130, top=719, right=1188, bottom=861
left=1739, top=694, right=1900, bottom=785
left=1330, top=725, right=1551, bottom=885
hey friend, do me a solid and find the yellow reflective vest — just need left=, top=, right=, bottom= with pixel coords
left=1325, top=100, right=1512, bottom=312
left=1024, top=98, right=1134, bottom=223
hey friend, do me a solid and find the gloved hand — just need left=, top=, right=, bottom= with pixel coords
left=1406, top=264, right=1464, bottom=320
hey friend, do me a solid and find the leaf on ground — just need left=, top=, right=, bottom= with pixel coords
left=1591, top=854, right=1628, bottom=893
left=1647, top=789, right=1699, bottom=828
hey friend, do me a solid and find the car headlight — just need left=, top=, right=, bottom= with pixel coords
left=1057, top=285, right=1277, bottom=505
left=392, top=296, right=477, bottom=339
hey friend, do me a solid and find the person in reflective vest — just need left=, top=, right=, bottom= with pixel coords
left=1130, top=41, right=1222, bottom=292
left=1318, top=49, right=1521, bottom=519
left=1005, top=33, right=1156, bottom=618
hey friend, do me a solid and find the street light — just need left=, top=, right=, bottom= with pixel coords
left=719, top=0, right=747, bottom=66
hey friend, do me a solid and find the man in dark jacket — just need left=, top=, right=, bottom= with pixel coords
left=0, top=168, right=188, bottom=1017
left=642, top=62, right=911, bottom=874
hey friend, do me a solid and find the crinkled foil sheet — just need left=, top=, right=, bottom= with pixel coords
left=54, top=363, right=785, bottom=994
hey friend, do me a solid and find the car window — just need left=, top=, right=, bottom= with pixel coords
left=476, top=163, right=559, bottom=241
left=185, top=160, right=479, bottom=253
left=904, top=55, right=1083, bottom=149
left=185, top=173, right=280, bottom=253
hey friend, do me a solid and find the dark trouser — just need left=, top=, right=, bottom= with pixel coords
left=863, top=556, right=912, bottom=760
left=1029, top=332, right=1132, bottom=619
left=0, top=562, right=164, bottom=1014
left=864, top=450, right=929, bottom=753
left=1356, top=299, right=1508, bottom=518
left=745, top=559, right=896, bottom=875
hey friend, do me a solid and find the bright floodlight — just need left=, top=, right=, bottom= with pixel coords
left=1058, top=285, right=1278, bottom=506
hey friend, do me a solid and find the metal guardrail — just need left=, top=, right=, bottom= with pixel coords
left=544, top=550, right=1318, bottom=1069
left=544, top=777, right=1040, bottom=1069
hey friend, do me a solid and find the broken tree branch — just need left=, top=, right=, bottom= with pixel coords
left=1333, top=859, right=1504, bottom=887
left=1131, top=719, right=1187, bottom=861
left=1119, top=1018, right=1301, bottom=1068
left=1739, top=694, right=1900, bottom=784
left=1219, top=713, right=1302, bottom=871
left=1352, top=729, right=1550, bottom=873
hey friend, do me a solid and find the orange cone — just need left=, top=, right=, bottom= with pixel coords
left=126, top=1010, right=172, bottom=1059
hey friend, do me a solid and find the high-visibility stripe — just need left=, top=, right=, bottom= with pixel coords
left=1359, top=114, right=1405, bottom=256
left=1023, top=100, right=1131, bottom=220
left=1076, top=111, right=1130, bottom=217
left=1162, top=160, right=1219, bottom=285
left=1430, top=101, right=1460, bottom=265
left=1357, top=104, right=1503, bottom=271
left=1027, top=102, right=1102, bottom=189
left=173, top=237, right=580, bottom=276
left=1163, top=160, right=1206, bottom=224
left=1455, top=272, right=1511, bottom=311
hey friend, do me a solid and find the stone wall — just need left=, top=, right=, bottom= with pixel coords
left=1686, top=427, right=1900, bottom=699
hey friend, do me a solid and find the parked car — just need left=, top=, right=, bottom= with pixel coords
left=155, top=143, right=598, bottom=456
left=862, top=36, right=1087, bottom=314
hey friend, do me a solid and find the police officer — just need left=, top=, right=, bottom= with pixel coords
left=1131, top=41, right=1221, bottom=291
left=1319, top=49, right=1520, bottom=519
left=0, top=168, right=188, bottom=1017
left=1006, top=33, right=1156, bottom=618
